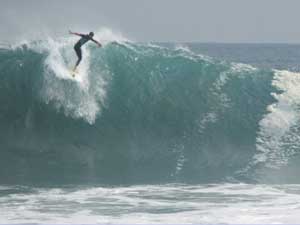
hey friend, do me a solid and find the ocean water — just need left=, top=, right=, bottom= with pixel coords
left=1, top=30, right=300, bottom=223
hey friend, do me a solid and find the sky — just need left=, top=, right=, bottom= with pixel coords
left=1, top=0, right=300, bottom=43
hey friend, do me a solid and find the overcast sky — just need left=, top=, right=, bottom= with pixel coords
left=2, top=0, right=300, bottom=43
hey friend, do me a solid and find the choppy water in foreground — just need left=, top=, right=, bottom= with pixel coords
left=1, top=184, right=300, bottom=224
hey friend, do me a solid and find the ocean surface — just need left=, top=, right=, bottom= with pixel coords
left=1, top=30, right=300, bottom=223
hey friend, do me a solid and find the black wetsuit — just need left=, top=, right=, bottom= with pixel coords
left=74, top=34, right=92, bottom=67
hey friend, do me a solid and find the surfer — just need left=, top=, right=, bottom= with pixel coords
left=69, top=30, right=102, bottom=71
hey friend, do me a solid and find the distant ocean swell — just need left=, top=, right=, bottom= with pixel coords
left=0, top=33, right=300, bottom=184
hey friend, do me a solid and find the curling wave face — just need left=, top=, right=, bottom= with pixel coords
left=1, top=32, right=300, bottom=185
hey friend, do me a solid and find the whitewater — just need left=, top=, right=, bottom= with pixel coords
left=1, top=30, right=300, bottom=223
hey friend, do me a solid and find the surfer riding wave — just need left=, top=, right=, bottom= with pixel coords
left=69, top=30, right=102, bottom=71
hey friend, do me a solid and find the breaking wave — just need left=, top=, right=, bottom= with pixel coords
left=0, top=30, right=300, bottom=184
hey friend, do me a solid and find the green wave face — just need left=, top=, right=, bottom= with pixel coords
left=0, top=41, right=283, bottom=185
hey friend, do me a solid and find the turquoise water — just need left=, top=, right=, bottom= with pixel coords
left=1, top=32, right=300, bottom=222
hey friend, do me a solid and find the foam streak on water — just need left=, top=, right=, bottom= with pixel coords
left=1, top=184, right=300, bottom=224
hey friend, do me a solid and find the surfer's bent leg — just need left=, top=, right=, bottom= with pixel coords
left=74, top=45, right=82, bottom=68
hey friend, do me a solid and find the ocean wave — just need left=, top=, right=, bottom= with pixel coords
left=0, top=31, right=298, bottom=184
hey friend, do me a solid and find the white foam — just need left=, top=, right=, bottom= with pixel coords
left=174, top=44, right=192, bottom=53
left=44, top=37, right=90, bottom=87
left=39, top=38, right=99, bottom=123
left=22, top=29, right=127, bottom=124
left=2, top=184, right=300, bottom=224
left=254, top=70, right=300, bottom=168
left=231, top=62, right=257, bottom=73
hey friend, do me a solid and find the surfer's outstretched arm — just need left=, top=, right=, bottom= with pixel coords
left=69, top=30, right=84, bottom=37
left=91, top=38, right=102, bottom=47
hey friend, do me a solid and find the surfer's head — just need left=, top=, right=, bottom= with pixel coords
left=89, top=32, right=94, bottom=37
